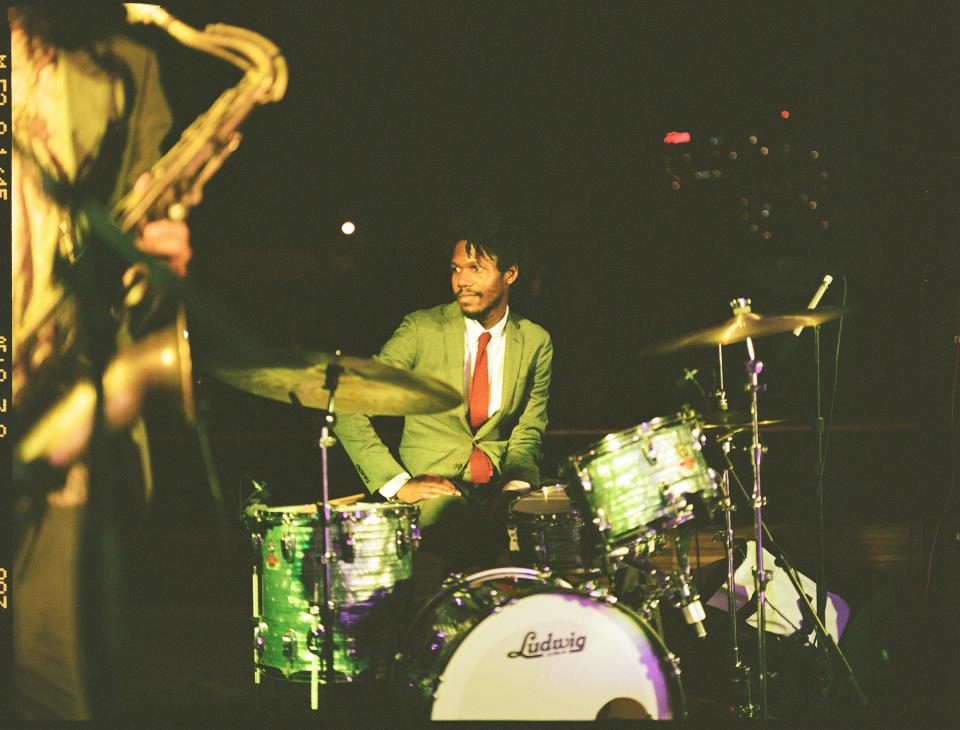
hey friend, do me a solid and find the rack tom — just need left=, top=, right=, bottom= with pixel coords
left=568, top=410, right=717, bottom=560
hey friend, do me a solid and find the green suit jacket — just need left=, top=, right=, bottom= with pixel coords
left=334, top=302, right=553, bottom=493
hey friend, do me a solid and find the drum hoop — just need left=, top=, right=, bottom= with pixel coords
left=569, top=411, right=701, bottom=464
left=508, top=485, right=580, bottom=518
left=244, top=501, right=418, bottom=528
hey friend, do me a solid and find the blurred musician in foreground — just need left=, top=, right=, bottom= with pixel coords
left=334, top=208, right=553, bottom=578
left=10, top=4, right=191, bottom=720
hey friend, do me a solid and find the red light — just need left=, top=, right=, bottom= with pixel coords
left=663, top=131, right=691, bottom=144
left=780, top=110, right=790, bottom=119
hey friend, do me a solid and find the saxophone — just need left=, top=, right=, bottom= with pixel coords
left=17, top=5, right=288, bottom=466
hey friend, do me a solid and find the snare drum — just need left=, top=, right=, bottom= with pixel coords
left=394, top=568, right=684, bottom=720
left=568, top=411, right=717, bottom=558
left=246, top=502, right=419, bottom=682
left=506, top=486, right=589, bottom=574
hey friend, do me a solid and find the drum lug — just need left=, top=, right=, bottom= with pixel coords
left=340, top=531, right=356, bottom=563
left=411, top=523, right=422, bottom=551
left=428, top=630, right=448, bottom=654
left=282, top=629, right=298, bottom=661
left=442, top=572, right=465, bottom=588
left=306, top=622, right=325, bottom=655
left=254, top=624, right=266, bottom=658
left=281, top=531, right=297, bottom=561
left=594, top=507, right=611, bottom=532
left=665, top=651, right=683, bottom=678
left=250, top=532, right=262, bottom=559
left=395, top=528, right=410, bottom=557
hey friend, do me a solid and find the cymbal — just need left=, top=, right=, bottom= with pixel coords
left=700, top=411, right=787, bottom=430
left=643, top=306, right=851, bottom=354
left=203, top=349, right=461, bottom=415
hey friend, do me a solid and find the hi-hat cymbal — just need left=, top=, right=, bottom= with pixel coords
left=203, top=349, right=461, bottom=415
left=700, top=411, right=787, bottom=430
left=643, top=306, right=851, bottom=354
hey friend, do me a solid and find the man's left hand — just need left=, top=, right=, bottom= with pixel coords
left=138, top=219, right=192, bottom=277
left=132, top=172, right=192, bottom=277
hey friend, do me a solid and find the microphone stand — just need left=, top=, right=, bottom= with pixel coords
left=813, top=323, right=827, bottom=625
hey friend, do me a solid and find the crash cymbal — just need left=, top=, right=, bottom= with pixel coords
left=203, top=349, right=461, bottom=415
left=643, top=306, right=851, bottom=354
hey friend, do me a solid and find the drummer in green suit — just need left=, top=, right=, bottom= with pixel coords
left=334, top=211, right=553, bottom=570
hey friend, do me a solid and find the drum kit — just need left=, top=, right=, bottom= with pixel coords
left=205, top=298, right=853, bottom=720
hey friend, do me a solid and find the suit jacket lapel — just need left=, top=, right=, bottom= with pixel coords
left=442, top=302, right=471, bottom=431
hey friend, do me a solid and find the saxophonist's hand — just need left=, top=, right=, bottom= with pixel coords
left=132, top=172, right=193, bottom=277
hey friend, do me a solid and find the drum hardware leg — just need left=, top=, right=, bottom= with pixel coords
left=720, top=447, right=869, bottom=712
left=716, top=453, right=755, bottom=717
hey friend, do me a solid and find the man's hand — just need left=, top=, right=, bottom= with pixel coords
left=132, top=173, right=193, bottom=277
left=395, top=474, right=461, bottom=503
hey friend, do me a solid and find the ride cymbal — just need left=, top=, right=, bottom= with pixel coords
left=643, top=306, right=851, bottom=354
left=203, top=348, right=461, bottom=415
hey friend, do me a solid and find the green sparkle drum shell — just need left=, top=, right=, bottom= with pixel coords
left=247, top=502, right=419, bottom=682
left=568, top=412, right=717, bottom=554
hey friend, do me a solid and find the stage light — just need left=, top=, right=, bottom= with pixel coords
left=748, top=135, right=758, bottom=144
left=810, top=150, right=820, bottom=159
left=341, top=220, right=356, bottom=235
left=780, top=109, right=790, bottom=119
left=760, top=146, right=769, bottom=156
left=663, top=131, right=692, bottom=144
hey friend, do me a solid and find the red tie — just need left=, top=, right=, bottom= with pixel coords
left=469, top=331, right=494, bottom=483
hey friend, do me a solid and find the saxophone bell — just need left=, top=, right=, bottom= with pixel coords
left=17, top=308, right=194, bottom=467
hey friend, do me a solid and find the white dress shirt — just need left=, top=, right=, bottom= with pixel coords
left=379, top=306, right=530, bottom=499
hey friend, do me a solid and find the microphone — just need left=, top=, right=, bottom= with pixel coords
left=793, top=274, right=833, bottom=336
left=675, top=368, right=710, bottom=409
left=674, top=367, right=699, bottom=388
left=669, top=571, right=708, bottom=639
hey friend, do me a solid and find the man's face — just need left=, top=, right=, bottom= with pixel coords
left=450, top=239, right=517, bottom=325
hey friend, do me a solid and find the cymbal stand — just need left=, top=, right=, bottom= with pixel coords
left=720, top=449, right=868, bottom=710
left=290, top=358, right=343, bottom=710
left=714, top=343, right=755, bottom=717
left=735, top=297, right=771, bottom=719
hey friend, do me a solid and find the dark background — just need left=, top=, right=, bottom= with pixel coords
left=127, top=1, right=957, bottom=533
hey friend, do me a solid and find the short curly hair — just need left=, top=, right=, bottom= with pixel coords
left=447, top=202, right=527, bottom=273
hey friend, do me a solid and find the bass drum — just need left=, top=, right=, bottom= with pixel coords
left=393, top=568, right=685, bottom=720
